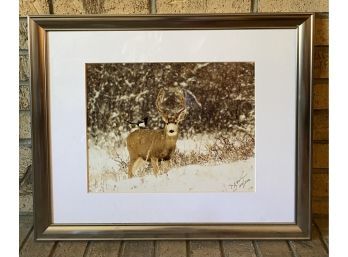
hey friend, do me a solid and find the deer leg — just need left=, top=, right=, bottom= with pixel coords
left=128, top=160, right=134, bottom=178
left=128, top=158, right=136, bottom=178
left=132, top=158, right=144, bottom=176
left=128, top=157, right=143, bottom=178
left=161, top=160, right=170, bottom=174
left=151, top=157, right=160, bottom=176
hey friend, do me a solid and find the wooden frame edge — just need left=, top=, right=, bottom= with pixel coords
left=29, top=14, right=313, bottom=240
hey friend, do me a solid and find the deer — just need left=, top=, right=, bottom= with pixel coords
left=126, top=88, right=187, bottom=178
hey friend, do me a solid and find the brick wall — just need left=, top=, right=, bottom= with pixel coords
left=19, top=0, right=329, bottom=216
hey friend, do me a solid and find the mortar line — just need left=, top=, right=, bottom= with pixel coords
left=312, top=168, right=329, bottom=174
left=19, top=49, right=28, bottom=55
left=251, top=0, right=258, bottom=13
left=153, top=241, right=157, bottom=257
left=313, top=219, right=329, bottom=253
left=286, top=240, right=298, bottom=257
left=150, top=0, right=157, bottom=14
left=19, top=81, right=30, bottom=86
left=219, top=240, right=226, bottom=257
left=186, top=240, right=190, bottom=257
left=313, top=78, right=329, bottom=84
left=313, top=139, right=329, bottom=144
left=313, top=213, right=329, bottom=218
left=287, top=241, right=300, bottom=257
left=117, top=241, right=125, bottom=257
left=19, top=213, right=33, bottom=218
left=252, top=241, right=263, bottom=257
left=19, top=211, right=33, bottom=215
left=83, top=241, right=91, bottom=257
left=48, top=0, right=54, bottom=14
left=20, top=164, right=31, bottom=185
left=315, top=45, right=329, bottom=49
left=48, top=242, right=58, bottom=257
left=19, top=138, right=32, bottom=146
left=316, top=12, right=329, bottom=18
left=19, top=225, right=33, bottom=251
left=19, top=109, right=31, bottom=113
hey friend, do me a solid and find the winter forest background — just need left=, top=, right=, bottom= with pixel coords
left=86, top=62, right=255, bottom=193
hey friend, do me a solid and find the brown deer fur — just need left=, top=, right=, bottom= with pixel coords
left=127, top=127, right=178, bottom=177
left=126, top=88, right=186, bottom=178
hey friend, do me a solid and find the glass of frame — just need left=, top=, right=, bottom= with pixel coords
left=29, top=14, right=313, bottom=240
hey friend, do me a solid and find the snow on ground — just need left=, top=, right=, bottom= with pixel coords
left=88, top=145, right=254, bottom=193
left=93, top=159, right=254, bottom=193
left=88, top=133, right=255, bottom=193
left=88, top=145, right=121, bottom=174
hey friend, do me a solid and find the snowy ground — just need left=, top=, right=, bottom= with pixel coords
left=88, top=132, right=255, bottom=193
left=89, top=158, right=254, bottom=193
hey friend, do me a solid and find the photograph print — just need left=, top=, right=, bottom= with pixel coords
left=86, top=62, right=255, bottom=193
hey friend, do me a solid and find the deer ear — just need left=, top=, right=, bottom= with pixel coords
left=162, top=115, right=168, bottom=123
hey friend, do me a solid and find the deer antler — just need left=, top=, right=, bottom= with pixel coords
left=173, top=88, right=187, bottom=122
left=156, top=88, right=168, bottom=122
left=176, top=91, right=186, bottom=112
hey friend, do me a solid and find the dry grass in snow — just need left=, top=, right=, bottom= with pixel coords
left=89, top=158, right=254, bottom=193
left=88, top=132, right=255, bottom=193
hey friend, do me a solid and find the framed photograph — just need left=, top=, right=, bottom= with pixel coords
left=29, top=14, right=313, bottom=240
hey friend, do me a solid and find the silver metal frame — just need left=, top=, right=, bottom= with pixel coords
left=29, top=14, right=313, bottom=240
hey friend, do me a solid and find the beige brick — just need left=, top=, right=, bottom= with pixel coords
left=205, top=0, right=251, bottom=13
left=313, top=143, right=328, bottom=169
left=312, top=197, right=328, bottom=215
left=156, top=241, right=186, bottom=257
left=103, top=0, right=149, bottom=14
left=20, top=232, right=54, bottom=256
left=87, top=242, right=121, bottom=256
left=19, top=167, right=33, bottom=213
left=258, top=0, right=328, bottom=12
left=19, top=146, right=32, bottom=181
left=20, top=111, right=31, bottom=139
left=52, top=0, right=84, bottom=14
left=19, top=191, right=33, bottom=213
left=313, top=81, right=328, bottom=109
left=315, top=17, right=329, bottom=46
left=20, top=86, right=31, bottom=110
left=314, top=47, right=329, bottom=79
left=19, top=55, right=30, bottom=82
left=157, top=0, right=203, bottom=13
left=19, top=215, right=33, bottom=246
left=19, top=0, right=50, bottom=16
left=312, top=173, right=328, bottom=197
left=190, top=241, right=220, bottom=257
left=222, top=241, right=257, bottom=257
left=123, top=241, right=155, bottom=257
left=313, top=110, right=328, bottom=141
left=19, top=19, right=28, bottom=50
left=53, top=242, right=88, bottom=257
left=52, top=0, right=149, bottom=14
left=256, top=241, right=292, bottom=257
left=157, top=0, right=251, bottom=13
left=314, top=217, right=328, bottom=246
left=290, top=224, right=327, bottom=256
